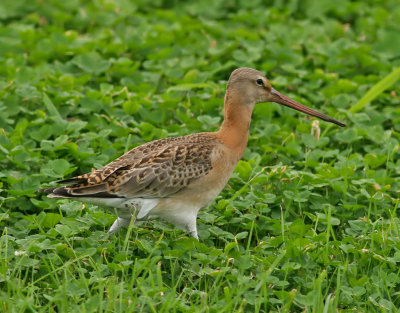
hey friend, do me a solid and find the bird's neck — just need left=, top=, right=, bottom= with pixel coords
left=216, top=90, right=253, bottom=160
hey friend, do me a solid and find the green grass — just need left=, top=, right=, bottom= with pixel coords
left=1, top=0, right=400, bottom=312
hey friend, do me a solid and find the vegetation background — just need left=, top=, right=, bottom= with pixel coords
left=0, top=0, right=399, bottom=312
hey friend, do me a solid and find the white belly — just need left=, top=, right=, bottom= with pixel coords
left=77, top=197, right=159, bottom=220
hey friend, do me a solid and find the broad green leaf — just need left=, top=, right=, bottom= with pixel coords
left=18, top=257, right=40, bottom=267
left=40, top=159, right=71, bottom=178
left=41, top=213, right=62, bottom=228
left=73, top=52, right=111, bottom=74
left=335, top=128, right=359, bottom=143
left=122, top=100, right=140, bottom=115
left=55, top=224, right=72, bottom=237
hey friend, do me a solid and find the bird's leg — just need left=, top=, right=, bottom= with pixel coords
left=186, top=221, right=199, bottom=240
left=108, top=205, right=139, bottom=235
left=108, top=217, right=131, bottom=234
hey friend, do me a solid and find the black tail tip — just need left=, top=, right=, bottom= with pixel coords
left=38, top=187, right=56, bottom=194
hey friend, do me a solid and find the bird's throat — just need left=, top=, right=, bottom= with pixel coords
left=217, top=92, right=253, bottom=160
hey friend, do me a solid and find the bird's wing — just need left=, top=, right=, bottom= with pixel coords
left=42, top=134, right=216, bottom=199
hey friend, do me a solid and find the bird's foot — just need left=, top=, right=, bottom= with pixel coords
left=188, top=230, right=199, bottom=240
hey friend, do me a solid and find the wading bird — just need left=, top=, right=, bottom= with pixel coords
left=40, top=68, right=345, bottom=239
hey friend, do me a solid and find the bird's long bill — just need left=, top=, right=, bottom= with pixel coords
left=269, top=88, right=346, bottom=127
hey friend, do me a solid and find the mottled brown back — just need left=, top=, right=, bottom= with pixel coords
left=45, top=133, right=220, bottom=199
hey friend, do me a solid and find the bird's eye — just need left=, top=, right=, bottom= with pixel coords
left=256, top=79, right=264, bottom=86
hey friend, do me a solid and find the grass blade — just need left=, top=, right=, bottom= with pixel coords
left=349, top=67, right=400, bottom=113
left=42, top=92, right=63, bottom=120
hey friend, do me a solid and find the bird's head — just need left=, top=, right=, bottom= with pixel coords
left=227, top=68, right=345, bottom=127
